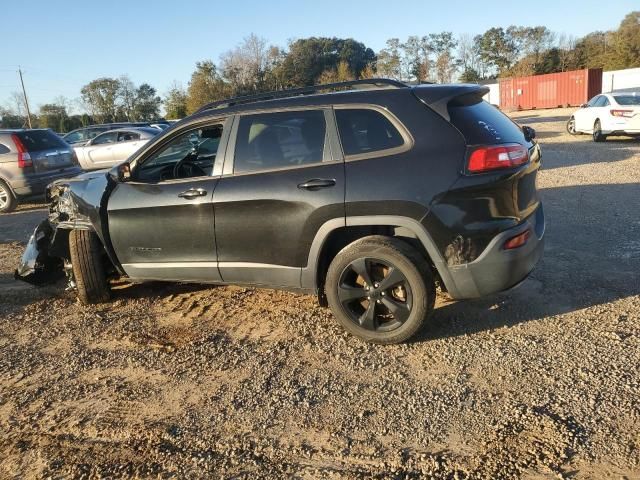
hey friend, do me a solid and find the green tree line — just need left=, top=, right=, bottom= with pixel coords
left=2, top=11, right=638, bottom=129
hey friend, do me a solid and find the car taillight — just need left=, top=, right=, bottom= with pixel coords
left=504, top=230, right=531, bottom=250
left=11, top=134, right=33, bottom=168
left=467, top=143, right=529, bottom=173
left=610, top=109, right=634, bottom=118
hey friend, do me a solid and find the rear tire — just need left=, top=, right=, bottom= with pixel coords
left=69, top=229, right=110, bottom=304
left=593, top=120, right=606, bottom=142
left=0, top=180, right=17, bottom=213
left=325, top=236, right=435, bottom=344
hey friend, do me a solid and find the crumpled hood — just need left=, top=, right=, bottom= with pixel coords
left=50, top=169, right=108, bottom=187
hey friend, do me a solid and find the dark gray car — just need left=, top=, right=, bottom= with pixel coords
left=0, top=129, right=82, bottom=213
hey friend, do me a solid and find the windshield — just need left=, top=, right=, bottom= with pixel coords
left=614, top=95, right=640, bottom=106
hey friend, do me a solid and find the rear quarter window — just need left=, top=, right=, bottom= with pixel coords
left=448, top=100, right=525, bottom=145
left=16, top=130, right=67, bottom=152
left=0, top=143, right=10, bottom=154
left=336, top=108, right=405, bottom=156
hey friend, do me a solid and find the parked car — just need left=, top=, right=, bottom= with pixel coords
left=73, top=127, right=160, bottom=171
left=16, top=79, right=544, bottom=344
left=567, top=92, right=640, bottom=141
left=63, top=123, right=150, bottom=146
left=149, top=123, right=171, bottom=131
left=0, top=129, right=82, bottom=213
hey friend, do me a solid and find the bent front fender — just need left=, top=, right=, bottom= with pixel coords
left=14, top=220, right=66, bottom=285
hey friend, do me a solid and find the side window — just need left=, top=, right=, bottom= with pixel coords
left=600, top=97, right=610, bottom=107
left=335, top=108, right=405, bottom=157
left=135, top=124, right=224, bottom=183
left=88, top=128, right=107, bottom=140
left=91, top=132, right=117, bottom=145
left=64, top=131, right=82, bottom=144
left=117, top=131, right=140, bottom=142
left=587, top=96, right=600, bottom=107
left=233, top=110, right=326, bottom=174
left=0, top=143, right=10, bottom=154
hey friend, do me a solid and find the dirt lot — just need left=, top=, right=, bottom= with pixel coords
left=1, top=109, right=639, bottom=479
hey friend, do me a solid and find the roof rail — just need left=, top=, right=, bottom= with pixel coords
left=196, top=78, right=408, bottom=113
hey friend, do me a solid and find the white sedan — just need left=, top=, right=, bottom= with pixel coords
left=567, top=92, right=640, bottom=142
left=73, top=127, right=160, bottom=171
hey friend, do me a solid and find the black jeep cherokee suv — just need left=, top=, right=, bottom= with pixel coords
left=16, top=79, right=544, bottom=344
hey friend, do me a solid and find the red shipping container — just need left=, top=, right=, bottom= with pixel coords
left=499, top=68, right=602, bottom=111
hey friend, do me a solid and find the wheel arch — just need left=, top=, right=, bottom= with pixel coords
left=302, top=215, right=461, bottom=302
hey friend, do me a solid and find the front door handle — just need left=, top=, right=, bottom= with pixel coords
left=178, top=188, right=207, bottom=199
left=297, top=178, right=336, bottom=191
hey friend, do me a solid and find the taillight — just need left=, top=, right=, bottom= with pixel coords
left=610, top=109, right=634, bottom=118
left=504, top=230, right=531, bottom=250
left=11, top=134, right=33, bottom=168
left=467, top=143, right=529, bottom=173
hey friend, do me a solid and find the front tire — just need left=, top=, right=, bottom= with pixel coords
left=325, top=236, right=435, bottom=344
left=593, top=120, right=606, bottom=142
left=0, top=180, right=17, bottom=213
left=69, top=230, right=111, bottom=304
left=566, top=117, right=578, bottom=135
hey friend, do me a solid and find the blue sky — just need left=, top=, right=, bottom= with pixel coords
left=2, top=0, right=637, bottom=112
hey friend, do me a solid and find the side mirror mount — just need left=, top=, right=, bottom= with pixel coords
left=522, top=125, right=536, bottom=142
left=109, top=162, right=131, bottom=183
left=580, top=103, right=588, bottom=108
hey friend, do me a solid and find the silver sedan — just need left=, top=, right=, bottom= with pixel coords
left=73, top=127, right=160, bottom=171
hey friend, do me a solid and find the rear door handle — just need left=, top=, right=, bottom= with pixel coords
left=297, top=178, right=336, bottom=190
left=178, top=188, right=207, bottom=199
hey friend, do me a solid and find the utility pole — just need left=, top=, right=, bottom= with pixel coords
left=18, top=67, right=33, bottom=129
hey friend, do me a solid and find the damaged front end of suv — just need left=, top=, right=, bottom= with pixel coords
left=15, top=170, right=117, bottom=286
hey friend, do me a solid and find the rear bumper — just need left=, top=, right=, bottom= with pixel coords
left=602, top=129, right=640, bottom=136
left=443, top=205, right=545, bottom=300
left=12, top=167, right=83, bottom=196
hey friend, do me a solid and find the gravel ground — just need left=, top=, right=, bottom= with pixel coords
left=0, top=109, right=639, bottom=479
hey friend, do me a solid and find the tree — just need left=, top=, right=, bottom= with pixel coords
left=117, top=75, right=137, bottom=121
left=402, top=36, right=432, bottom=82
left=430, top=32, right=458, bottom=83
left=164, top=83, right=188, bottom=119
left=571, top=31, right=609, bottom=69
left=279, top=37, right=375, bottom=87
left=186, top=61, right=230, bottom=114
left=39, top=103, right=67, bottom=131
left=459, top=67, right=482, bottom=82
left=359, top=64, right=376, bottom=79
left=457, top=34, right=482, bottom=78
left=477, top=27, right=517, bottom=76
left=133, top=84, right=161, bottom=121
left=318, top=60, right=355, bottom=84
left=264, top=45, right=287, bottom=90
left=221, top=34, right=271, bottom=95
left=80, top=78, right=120, bottom=123
left=0, top=106, right=26, bottom=128
left=377, top=38, right=403, bottom=80
left=610, top=11, right=640, bottom=69
left=556, top=33, right=577, bottom=72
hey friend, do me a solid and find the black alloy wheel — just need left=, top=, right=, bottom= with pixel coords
left=337, top=257, right=413, bottom=332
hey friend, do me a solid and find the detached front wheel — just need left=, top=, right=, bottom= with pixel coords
left=325, top=236, right=435, bottom=344
left=69, top=230, right=111, bottom=304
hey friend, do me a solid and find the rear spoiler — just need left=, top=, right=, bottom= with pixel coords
left=411, top=84, right=490, bottom=122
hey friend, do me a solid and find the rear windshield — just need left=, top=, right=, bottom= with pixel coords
left=613, top=95, right=640, bottom=106
left=448, top=100, right=525, bottom=145
left=16, top=130, right=68, bottom=152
